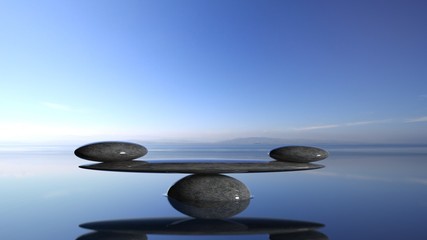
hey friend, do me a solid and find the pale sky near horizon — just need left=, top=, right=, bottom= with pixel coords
left=1, top=0, right=426, bottom=144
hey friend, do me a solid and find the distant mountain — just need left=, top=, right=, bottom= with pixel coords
left=214, top=137, right=358, bottom=146
left=215, top=137, right=291, bottom=145
left=127, top=137, right=340, bottom=145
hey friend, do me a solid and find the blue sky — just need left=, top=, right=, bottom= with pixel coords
left=0, top=0, right=426, bottom=143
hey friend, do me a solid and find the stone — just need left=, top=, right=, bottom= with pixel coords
left=167, top=174, right=251, bottom=218
left=269, top=146, right=328, bottom=163
left=74, top=141, right=147, bottom=162
left=167, top=174, right=251, bottom=202
left=79, top=160, right=324, bottom=173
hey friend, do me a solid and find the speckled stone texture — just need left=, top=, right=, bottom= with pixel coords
left=74, top=141, right=147, bottom=162
left=168, top=174, right=251, bottom=202
left=79, top=160, right=324, bottom=173
left=269, top=146, right=328, bottom=163
left=167, top=174, right=250, bottom=218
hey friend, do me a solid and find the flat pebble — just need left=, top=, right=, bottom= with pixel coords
left=74, top=141, right=147, bottom=162
left=269, top=146, right=328, bottom=163
left=79, top=160, right=323, bottom=173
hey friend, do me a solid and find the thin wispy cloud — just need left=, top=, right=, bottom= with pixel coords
left=294, top=119, right=391, bottom=131
left=294, top=124, right=340, bottom=131
left=0, top=122, right=106, bottom=142
left=345, top=119, right=391, bottom=126
left=405, top=116, right=427, bottom=123
left=41, top=101, right=73, bottom=111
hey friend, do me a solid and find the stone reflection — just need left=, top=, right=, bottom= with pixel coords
left=167, top=174, right=250, bottom=219
left=270, top=230, right=329, bottom=240
left=78, top=217, right=327, bottom=240
left=77, top=231, right=147, bottom=240
left=168, top=196, right=250, bottom=219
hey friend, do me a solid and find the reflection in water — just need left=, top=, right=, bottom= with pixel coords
left=270, top=230, right=329, bottom=240
left=78, top=217, right=327, bottom=239
left=167, top=174, right=251, bottom=219
left=78, top=169, right=328, bottom=239
left=168, top=196, right=250, bottom=219
left=78, top=231, right=147, bottom=240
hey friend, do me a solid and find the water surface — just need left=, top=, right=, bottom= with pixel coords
left=1, top=144, right=426, bottom=239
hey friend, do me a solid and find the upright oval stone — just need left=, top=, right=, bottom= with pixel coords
left=269, top=146, right=328, bottom=163
left=167, top=174, right=251, bottom=219
left=74, top=141, right=147, bottom=162
left=168, top=174, right=251, bottom=202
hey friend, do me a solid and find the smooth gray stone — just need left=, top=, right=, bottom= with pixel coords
left=269, top=146, right=328, bottom=163
left=79, top=217, right=325, bottom=235
left=168, top=174, right=251, bottom=202
left=79, top=160, right=324, bottom=173
left=74, top=141, right=147, bottom=162
left=167, top=174, right=250, bottom=219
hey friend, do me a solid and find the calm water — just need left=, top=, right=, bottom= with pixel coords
left=1, top=144, right=427, bottom=239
